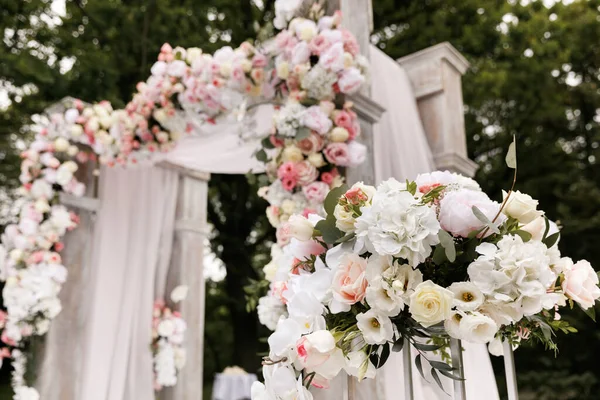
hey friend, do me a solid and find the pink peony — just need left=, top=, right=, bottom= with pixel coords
left=562, top=259, right=600, bottom=309
left=338, top=67, right=365, bottom=94
left=291, top=42, right=311, bottom=65
left=318, top=42, right=345, bottom=72
left=323, top=142, right=350, bottom=166
left=310, top=34, right=332, bottom=55
left=438, top=189, right=506, bottom=238
left=341, top=29, right=360, bottom=57
left=300, top=106, right=333, bottom=135
left=303, top=181, right=330, bottom=203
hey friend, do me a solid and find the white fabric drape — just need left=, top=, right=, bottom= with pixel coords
left=79, top=166, right=179, bottom=400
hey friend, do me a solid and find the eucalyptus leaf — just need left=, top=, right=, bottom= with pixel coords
left=472, top=206, right=500, bottom=234
left=543, top=216, right=550, bottom=240
left=429, top=360, right=454, bottom=371
left=505, top=135, right=517, bottom=169
left=438, top=369, right=465, bottom=381
left=296, top=127, right=311, bottom=140
left=315, top=216, right=343, bottom=244
left=438, top=230, right=456, bottom=262
left=335, top=233, right=356, bottom=244
left=324, top=185, right=348, bottom=215
left=413, top=342, right=443, bottom=352
left=261, top=136, right=275, bottom=149
left=255, top=149, right=268, bottom=162
left=377, top=343, right=391, bottom=368
left=415, top=354, right=425, bottom=379
left=432, top=245, right=448, bottom=265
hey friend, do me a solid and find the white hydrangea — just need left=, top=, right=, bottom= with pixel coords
left=301, top=65, right=338, bottom=100
left=355, top=179, right=440, bottom=266
left=274, top=0, right=302, bottom=30
left=468, top=235, right=558, bottom=324
left=154, top=340, right=178, bottom=388
left=257, top=294, right=288, bottom=331
left=274, top=102, right=306, bottom=137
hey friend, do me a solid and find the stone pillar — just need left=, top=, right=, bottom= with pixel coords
left=397, top=42, right=478, bottom=177
left=159, top=162, right=210, bottom=400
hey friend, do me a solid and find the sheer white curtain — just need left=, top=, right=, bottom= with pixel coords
left=78, top=166, right=179, bottom=400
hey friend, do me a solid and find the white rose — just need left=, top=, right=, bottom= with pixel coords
left=54, top=137, right=70, bottom=152
left=459, top=312, right=498, bottom=344
left=409, top=281, right=453, bottom=327
left=286, top=215, right=314, bottom=241
left=330, top=127, right=349, bottom=142
left=334, top=204, right=356, bottom=233
left=157, top=319, right=176, bottom=338
left=448, top=282, right=484, bottom=311
left=356, top=309, right=394, bottom=345
left=281, top=200, right=296, bottom=215
left=520, top=215, right=546, bottom=241
left=186, top=47, right=202, bottom=64
left=56, top=164, right=74, bottom=186
left=67, top=145, right=79, bottom=157
left=503, top=190, right=543, bottom=224
left=170, top=285, right=188, bottom=303
left=282, top=146, right=304, bottom=163
left=70, top=124, right=83, bottom=137
left=30, top=179, right=53, bottom=199
left=307, top=153, right=326, bottom=168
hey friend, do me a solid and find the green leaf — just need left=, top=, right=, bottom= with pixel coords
left=378, top=343, right=391, bottom=368
left=472, top=206, right=500, bottom=234
left=315, top=216, right=343, bottom=244
left=323, top=184, right=348, bottom=215
left=429, top=360, right=454, bottom=371
left=255, top=149, right=268, bottom=162
left=514, top=230, right=532, bottom=242
left=335, top=233, right=356, bottom=244
left=406, top=180, right=417, bottom=196
left=415, top=354, right=425, bottom=379
left=296, top=127, right=311, bottom=140
left=430, top=368, right=448, bottom=394
left=413, top=342, right=442, bottom=352
left=581, top=304, right=596, bottom=322
left=261, top=136, right=275, bottom=149
left=432, top=245, right=448, bottom=265
left=543, top=216, right=550, bottom=240
left=438, top=369, right=465, bottom=381
left=437, top=230, right=456, bottom=262
left=505, top=135, right=517, bottom=169
left=392, top=337, right=404, bottom=353
left=543, top=232, right=560, bottom=248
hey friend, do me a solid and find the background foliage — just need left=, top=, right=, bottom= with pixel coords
left=0, top=0, right=599, bottom=398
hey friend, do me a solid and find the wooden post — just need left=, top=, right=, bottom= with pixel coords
left=397, top=43, right=478, bottom=177
left=503, top=341, right=519, bottom=400
left=450, top=339, right=467, bottom=400
left=159, top=162, right=210, bottom=400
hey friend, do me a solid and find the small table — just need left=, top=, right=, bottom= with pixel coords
left=212, top=372, right=258, bottom=400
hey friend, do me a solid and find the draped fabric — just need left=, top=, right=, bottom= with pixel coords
left=78, top=166, right=179, bottom=400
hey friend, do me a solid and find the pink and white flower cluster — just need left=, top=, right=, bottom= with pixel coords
left=253, top=171, right=600, bottom=398
left=152, top=286, right=188, bottom=391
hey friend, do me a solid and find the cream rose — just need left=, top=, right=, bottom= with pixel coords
left=282, top=145, right=304, bottom=163
left=286, top=214, right=314, bottom=242
left=331, top=253, right=368, bottom=306
left=503, top=190, right=543, bottom=224
left=334, top=204, right=355, bottom=233
left=329, top=127, right=349, bottom=142
left=409, top=281, right=453, bottom=327
left=562, top=259, right=600, bottom=309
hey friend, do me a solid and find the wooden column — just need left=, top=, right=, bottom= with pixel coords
left=397, top=43, right=478, bottom=177
left=159, top=162, right=210, bottom=400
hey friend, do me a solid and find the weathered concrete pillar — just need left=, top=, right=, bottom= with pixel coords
left=397, top=43, right=478, bottom=177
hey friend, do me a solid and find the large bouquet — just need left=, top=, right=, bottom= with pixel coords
left=252, top=146, right=600, bottom=399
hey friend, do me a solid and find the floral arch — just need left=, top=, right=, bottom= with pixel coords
left=0, top=3, right=370, bottom=398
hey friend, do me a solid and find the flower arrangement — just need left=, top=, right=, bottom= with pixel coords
left=251, top=141, right=600, bottom=399
left=152, top=286, right=188, bottom=391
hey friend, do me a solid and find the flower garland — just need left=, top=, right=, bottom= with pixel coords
left=152, top=286, right=188, bottom=391
left=251, top=155, right=600, bottom=399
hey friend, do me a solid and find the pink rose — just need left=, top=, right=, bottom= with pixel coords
left=297, top=132, right=324, bottom=154
left=296, top=161, right=319, bottom=186
left=252, top=53, right=268, bottom=68
left=300, top=106, right=333, bottom=135
left=334, top=110, right=353, bottom=130
left=303, top=181, right=330, bottom=203
left=310, top=34, right=332, bottom=55
left=318, top=42, right=345, bottom=72
left=323, top=142, right=350, bottom=166
left=291, top=42, right=311, bottom=65
left=341, top=29, right=360, bottom=57
left=562, top=259, right=600, bottom=309
left=320, top=169, right=339, bottom=185
left=332, top=253, right=368, bottom=306
left=277, top=161, right=298, bottom=180
left=281, top=177, right=297, bottom=192
left=338, top=68, right=365, bottom=94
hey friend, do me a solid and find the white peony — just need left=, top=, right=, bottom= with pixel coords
left=157, top=319, right=176, bottom=338
left=409, top=281, right=453, bottom=327
left=448, top=282, right=484, bottom=311
left=502, top=190, right=543, bottom=224
left=170, top=285, right=188, bottom=303
left=30, top=179, right=53, bottom=199
left=355, top=180, right=440, bottom=266
left=438, top=189, right=506, bottom=238
left=356, top=309, right=394, bottom=345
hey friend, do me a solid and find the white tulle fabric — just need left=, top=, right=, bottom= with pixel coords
left=78, top=166, right=179, bottom=400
